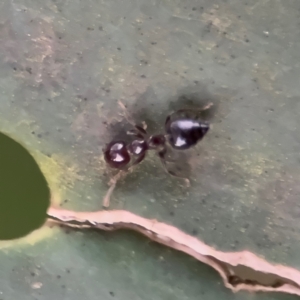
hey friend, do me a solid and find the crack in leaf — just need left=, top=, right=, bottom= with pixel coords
left=47, top=206, right=300, bottom=297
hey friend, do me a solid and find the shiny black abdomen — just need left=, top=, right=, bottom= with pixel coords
left=165, top=118, right=209, bottom=150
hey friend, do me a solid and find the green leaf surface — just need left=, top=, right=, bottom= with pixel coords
left=0, top=0, right=299, bottom=299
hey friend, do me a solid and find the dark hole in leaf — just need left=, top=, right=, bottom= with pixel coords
left=0, top=132, right=50, bottom=240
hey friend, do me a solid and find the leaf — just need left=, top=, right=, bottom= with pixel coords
left=0, top=0, right=299, bottom=299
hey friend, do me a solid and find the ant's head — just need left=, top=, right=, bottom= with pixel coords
left=104, top=141, right=130, bottom=169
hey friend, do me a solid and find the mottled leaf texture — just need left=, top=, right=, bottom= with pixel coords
left=0, top=0, right=299, bottom=299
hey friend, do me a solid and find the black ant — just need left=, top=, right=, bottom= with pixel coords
left=104, top=102, right=212, bottom=173
left=102, top=102, right=212, bottom=207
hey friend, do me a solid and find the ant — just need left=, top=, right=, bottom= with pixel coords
left=102, top=102, right=213, bottom=207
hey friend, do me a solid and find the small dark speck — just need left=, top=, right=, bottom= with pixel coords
left=26, top=67, right=32, bottom=74
left=151, top=42, right=157, bottom=45
left=47, top=154, right=51, bottom=157
left=109, top=291, right=115, bottom=297
left=199, top=67, right=203, bottom=71
left=192, top=229, right=198, bottom=235
left=230, top=54, right=236, bottom=59
left=66, top=269, right=71, bottom=273
left=99, top=26, right=103, bottom=31
left=87, top=27, right=94, bottom=31
left=245, top=38, right=250, bottom=43
left=223, top=31, right=227, bottom=35
left=140, top=75, right=146, bottom=78
left=84, top=97, right=87, bottom=101
left=57, top=275, right=61, bottom=279
left=200, top=6, right=204, bottom=10
left=238, top=15, right=241, bottom=19
left=117, top=47, right=121, bottom=51
left=192, top=7, right=196, bottom=11
left=58, top=37, right=62, bottom=40
left=13, top=67, right=17, bottom=71
left=31, top=272, right=35, bottom=277
left=37, top=134, right=42, bottom=138
left=47, top=98, right=51, bottom=101
left=61, top=285, right=66, bottom=289
left=105, top=89, right=110, bottom=93
left=31, top=131, right=35, bottom=135
left=170, top=211, right=174, bottom=216
left=194, top=80, right=199, bottom=84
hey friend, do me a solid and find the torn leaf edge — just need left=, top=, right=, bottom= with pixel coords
left=47, top=206, right=300, bottom=297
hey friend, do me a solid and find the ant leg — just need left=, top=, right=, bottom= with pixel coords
left=158, top=147, right=190, bottom=187
left=118, top=100, right=148, bottom=136
left=103, top=170, right=126, bottom=208
left=178, top=102, right=213, bottom=113
left=126, top=129, right=144, bottom=139
left=127, top=124, right=148, bottom=139
left=135, top=124, right=147, bottom=135
left=103, top=152, right=146, bottom=208
left=200, top=102, right=213, bottom=111
left=118, top=100, right=135, bottom=126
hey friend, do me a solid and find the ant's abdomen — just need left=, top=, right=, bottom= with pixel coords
left=166, top=119, right=210, bottom=150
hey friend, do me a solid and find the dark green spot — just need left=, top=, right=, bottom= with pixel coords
left=0, top=132, right=50, bottom=240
